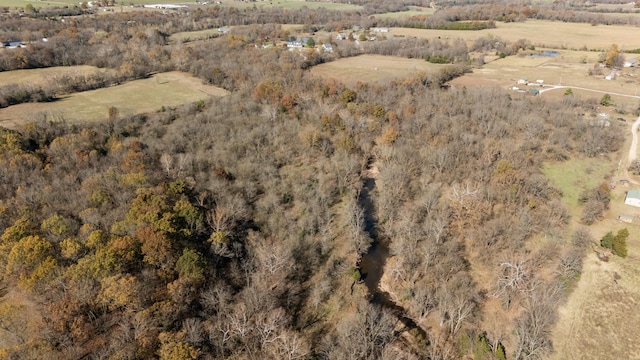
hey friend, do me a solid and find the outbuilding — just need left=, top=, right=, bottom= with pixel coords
left=624, top=189, right=640, bottom=207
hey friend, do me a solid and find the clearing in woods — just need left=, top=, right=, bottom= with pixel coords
left=0, top=65, right=111, bottom=87
left=308, top=54, right=446, bottom=86
left=0, top=71, right=228, bottom=128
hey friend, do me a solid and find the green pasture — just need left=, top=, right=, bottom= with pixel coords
left=0, top=71, right=228, bottom=127
left=543, top=157, right=616, bottom=214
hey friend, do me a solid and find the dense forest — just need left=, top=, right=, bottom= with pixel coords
left=0, top=0, right=630, bottom=359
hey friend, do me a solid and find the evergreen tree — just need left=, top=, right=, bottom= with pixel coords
left=612, top=228, right=629, bottom=258
left=601, top=231, right=614, bottom=249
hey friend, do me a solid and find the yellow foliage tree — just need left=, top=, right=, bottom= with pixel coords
left=158, top=331, right=201, bottom=360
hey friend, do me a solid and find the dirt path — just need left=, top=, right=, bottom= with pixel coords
left=629, top=116, right=640, bottom=164
left=540, top=85, right=640, bottom=99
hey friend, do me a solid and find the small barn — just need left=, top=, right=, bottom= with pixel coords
left=624, top=190, right=640, bottom=207
left=618, top=214, right=634, bottom=223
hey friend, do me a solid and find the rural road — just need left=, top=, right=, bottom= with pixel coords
left=539, top=85, right=640, bottom=100
left=629, top=115, right=640, bottom=164
left=539, top=85, right=640, bottom=183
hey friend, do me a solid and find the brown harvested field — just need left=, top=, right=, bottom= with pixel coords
left=0, top=71, right=228, bottom=129
left=0, top=65, right=110, bottom=87
left=449, top=50, right=640, bottom=106
left=390, top=20, right=640, bottom=50
left=308, top=54, right=445, bottom=86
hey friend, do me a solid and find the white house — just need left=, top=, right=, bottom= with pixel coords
left=624, top=58, right=637, bottom=68
left=144, top=4, right=187, bottom=8
left=371, top=27, right=389, bottom=33
left=322, top=43, right=333, bottom=52
left=625, top=190, right=640, bottom=207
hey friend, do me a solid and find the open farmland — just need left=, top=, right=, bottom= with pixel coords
left=0, top=71, right=228, bottom=128
left=372, top=6, right=435, bottom=19
left=0, top=65, right=112, bottom=87
left=0, top=0, right=363, bottom=9
left=449, top=50, right=640, bottom=106
left=308, top=54, right=445, bottom=86
left=0, top=0, right=190, bottom=7
left=217, top=0, right=362, bottom=11
left=390, top=20, right=640, bottom=50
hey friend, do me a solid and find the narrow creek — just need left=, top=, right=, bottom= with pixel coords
left=357, top=171, right=429, bottom=342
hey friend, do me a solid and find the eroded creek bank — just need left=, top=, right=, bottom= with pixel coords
left=357, top=167, right=429, bottom=345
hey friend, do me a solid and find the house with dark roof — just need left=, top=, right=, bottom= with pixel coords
left=2, top=41, right=24, bottom=49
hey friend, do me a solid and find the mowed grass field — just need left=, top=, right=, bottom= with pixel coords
left=390, top=20, right=640, bottom=51
left=0, top=65, right=111, bottom=87
left=308, top=54, right=446, bottom=86
left=0, top=71, right=228, bottom=128
left=543, top=157, right=616, bottom=216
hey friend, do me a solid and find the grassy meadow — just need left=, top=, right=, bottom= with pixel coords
left=0, top=71, right=228, bottom=128
left=308, top=54, right=446, bottom=86
left=544, top=117, right=640, bottom=359
left=0, top=65, right=111, bottom=86
left=548, top=178, right=640, bottom=359
left=390, top=20, right=640, bottom=51
left=372, top=6, right=435, bottom=19
left=543, top=157, right=617, bottom=216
